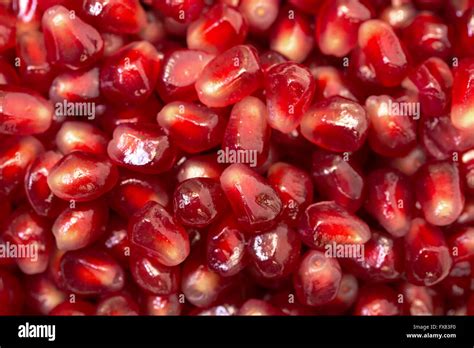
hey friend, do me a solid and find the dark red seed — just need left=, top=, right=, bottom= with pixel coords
left=354, top=285, right=401, bottom=316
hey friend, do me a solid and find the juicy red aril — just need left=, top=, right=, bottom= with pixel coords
left=96, top=294, right=140, bottom=316
left=42, top=5, right=104, bottom=70
left=130, top=252, right=180, bottom=295
left=107, top=123, right=178, bottom=174
left=47, top=151, right=119, bottom=202
left=298, top=201, right=371, bottom=249
left=462, top=149, right=474, bottom=194
left=267, top=162, right=313, bottom=226
left=311, top=66, right=356, bottom=102
left=293, top=250, right=342, bottom=306
left=173, top=178, right=227, bottom=228
left=60, top=248, right=125, bottom=295
left=52, top=199, right=108, bottom=251
left=404, top=218, right=453, bottom=286
left=390, top=146, right=427, bottom=177
left=358, top=19, right=408, bottom=87
left=101, top=218, right=130, bottom=267
left=380, top=2, right=416, bottom=30
left=49, top=67, right=100, bottom=104
left=239, top=0, right=279, bottom=33
left=24, top=274, right=66, bottom=315
left=145, top=294, right=182, bottom=315
left=399, top=282, right=443, bottom=315
left=176, top=153, right=225, bottom=182
left=365, top=168, right=414, bottom=237
left=0, top=9, right=16, bottom=53
left=318, top=273, right=359, bottom=315
left=55, top=121, right=108, bottom=156
left=455, top=9, right=474, bottom=58
left=270, top=7, right=313, bottom=63
left=300, top=96, right=369, bottom=153
left=416, top=161, right=465, bottom=226
left=153, top=0, right=204, bottom=24
left=316, top=0, right=373, bottom=57
left=220, top=163, right=282, bottom=233
left=0, top=269, right=24, bottom=315
left=156, top=49, right=214, bottom=102
left=311, top=150, right=365, bottom=213
left=195, top=45, right=262, bottom=107
left=100, top=41, right=161, bottom=105
left=187, top=4, right=247, bottom=54
left=354, top=285, right=401, bottom=316
left=238, top=299, right=284, bottom=315
left=264, top=62, right=315, bottom=133
left=448, top=227, right=474, bottom=263
left=128, top=201, right=190, bottom=267
left=0, top=86, right=53, bottom=135
left=451, top=58, right=474, bottom=131
left=157, top=101, right=226, bottom=154
left=49, top=301, right=96, bottom=316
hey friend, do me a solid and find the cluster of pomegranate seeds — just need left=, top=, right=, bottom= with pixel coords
left=0, top=0, right=473, bottom=318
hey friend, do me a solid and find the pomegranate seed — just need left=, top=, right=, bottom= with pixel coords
left=300, top=96, right=369, bottom=153
left=0, top=86, right=53, bottom=135
left=390, top=146, right=427, bottom=176
left=455, top=9, right=474, bottom=58
left=462, top=149, right=474, bottom=194
left=49, top=67, right=100, bottom=104
left=259, top=50, right=287, bottom=73
left=318, top=274, right=359, bottom=315
left=354, top=285, right=401, bottom=316
left=176, top=153, right=225, bottom=182
left=156, top=49, right=214, bottom=102
left=60, top=248, right=125, bottom=295
left=380, top=2, right=416, bottom=30
left=100, top=218, right=130, bottom=268
left=451, top=58, right=474, bottom=131
left=128, top=201, right=190, bottom=267
left=293, top=250, right=342, bottom=306
left=49, top=300, right=96, bottom=315
left=239, top=0, right=279, bottom=33
left=405, top=218, right=453, bottom=286
left=448, top=227, right=474, bottom=263
left=100, top=41, right=161, bottom=105
left=80, top=0, right=146, bottom=34
left=0, top=269, right=24, bottom=315
left=96, top=294, right=140, bottom=315
left=264, top=62, right=315, bottom=133
left=107, top=123, right=178, bottom=174
left=206, top=216, right=246, bottom=277
left=311, top=150, right=365, bottom=213
left=55, top=121, right=108, bottom=156
left=157, top=101, right=226, bottom=154
left=311, top=66, right=356, bottom=102
left=153, top=0, right=205, bottom=24
left=0, top=9, right=16, bottom=53
left=220, top=163, right=282, bottom=233
left=316, top=0, right=373, bottom=57
left=365, top=168, right=414, bottom=237
left=130, top=252, right=180, bottom=295
left=42, top=5, right=104, bottom=70
left=48, top=151, right=119, bottom=202
left=195, top=45, right=262, bottom=107
left=270, top=7, right=313, bottom=63
left=416, top=161, right=465, bottom=226
left=298, top=201, right=371, bottom=249
left=400, top=282, right=444, bottom=315
left=145, top=294, right=182, bottom=315
left=238, top=299, right=284, bottom=315
left=358, top=19, right=408, bottom=86
left=187, top=4, right=247, bottom=54
left=52, top=199, right=108, bottom=251
left=24, top=274, right=66, bottom=315
left=102, top=32, right=126, bottom=56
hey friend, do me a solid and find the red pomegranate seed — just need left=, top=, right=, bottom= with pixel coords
left=96, top=294, right=140, bottom=316
left=130, top=252, right=180, bottom=295
left=293, top=250, right=342, bottom=306
left=341, top=230, right=404, bottom=282
left=365, top=168, right=414, bottom=237
left=107, top=123, right=178, bottom=174
left=49, top=300, right=96, bottom=316
left=102, top=32, right=126, bottom=56
left=448, top=227, right=474, bottom=263
left=195, top=45, right=262, bottom=107
left=100, top=41, right=161, bottom=105
left=101, top=218, right=130, bottom=268
left=380, top=2, right=416, bottom=30
left=318, top=274, right=359, bottom=315
left=451, top=58, right=474, bottom=131
left=390, top=146, right=427, bottom=176
left=60, top=248, right=125, bottom=295
left=0, top=86, right=53, bottom=135
left=173, top=178, right=227, bottom=228
left=47, top=151, right=119, bottom=202
left=270, top=7, right=313, bottom=63
left=52, top=199, right=108, bottom=251
left=462, top=149, right=474, bottom=194
left=455, top=9, right=474, bottom=58
left=267, top=162, right=313, bottom=225
left=220, top=163, right=282, bottom=233
left=238, top=299, right=284, bottom=315
left=400, top=282, right=443, bottom=315
left=129, top=201, right=190, bottom=267
left=416, top=161, right=465, bottom=226
left=247, top=223, right=301, bottom=279
left=358, top=19, right=408, bottom=87
left=259, top=50, right=287, bottom=73
left=405, top=218, right=453, bottom=286
left=80, top=0, right=146, bottom=34
left=55, top=121, right=108, bottom=156
left=311, top=150, right=365, bottom=213
left=311, top=66, right=356, bottom=102
left=300, top=96, right=369, bottom=152
left=176, top=153, right=225, bottom=182
left=0, top=269, right=24, bottom=315
left=156, top=49, right=214, bottom=102
left=316, top=0, right=373, bottom=57
left=49, top=67, right=100, bottom=104
left=297, top=201, right=371, bottom=249
left=110, top=172, right=168, bottom=217
left=402, top=12, right=451, bottom=63
left=153, top=0, right=205, bottom=24
left=239, top=0, right=279, bottom=33
left=157, top=101, right=226, bottom=154
left=354, top=284, right=401, bottom=316
left=206, top=216, right=246, bottom=277
left=42, top=5, right=104, bottom=70
left=187, top=4, right=247, bottom=54
left=145, top=294, right=182, bottom=315
left=0, top=8, right=16, bottom=53
left=264, top=62, right=315, bottom=133
left=24, top=274, right=66, bottom=315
